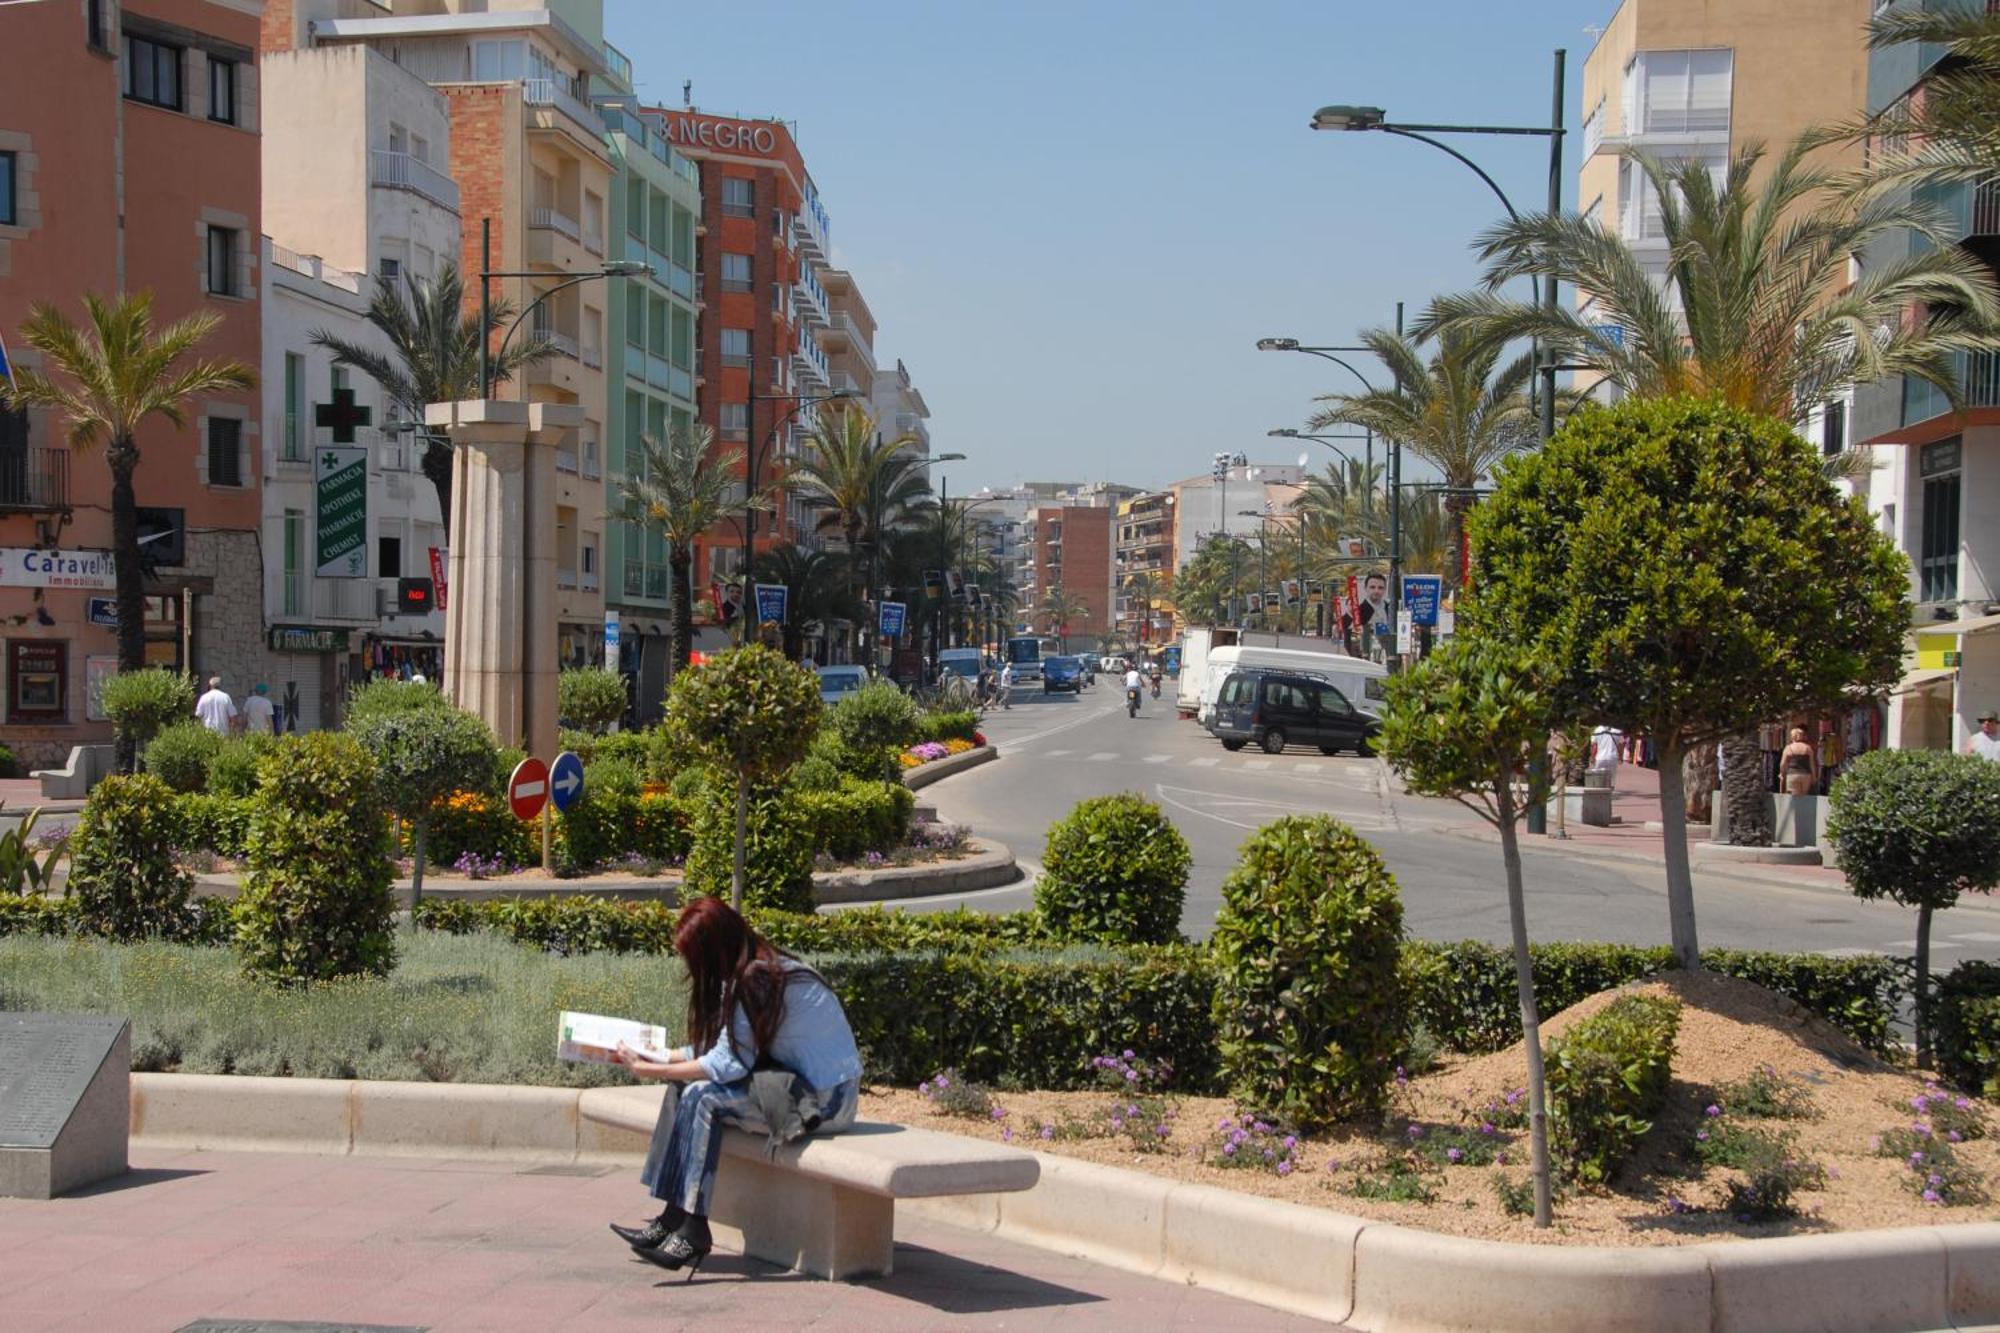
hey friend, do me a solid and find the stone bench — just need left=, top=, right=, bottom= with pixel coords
left=30, top=744, right=114, bottom=800
left=578, top=1084, right=1039, bottom=1280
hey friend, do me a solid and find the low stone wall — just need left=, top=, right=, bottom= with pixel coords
left=902, top=744, right=998, bottom=790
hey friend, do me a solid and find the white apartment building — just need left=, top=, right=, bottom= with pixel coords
left=258, top=46, right=458, bottom=727
left=872, top=358, right=931, bottom=457
left=1167, top=463, right=1307, bottom=572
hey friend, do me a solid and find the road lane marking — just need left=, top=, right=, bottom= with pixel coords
left=1190, top=757, right=1220, bottom=768
left=1143, top=754, right=1171, bottom=764
left=1296, top=763, right=1323, bottom=774
left=1088, top=752, right=1118, bottom=761
left=1244, top=760, right=1272, bottom=771
left=1044, top=749, right=1072, bottom=758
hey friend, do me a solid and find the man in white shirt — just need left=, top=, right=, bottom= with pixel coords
left=194, top=676, right=237, bottom=735
left=997, top=661, right=1014, bottom=709
left=1588, top=724, right=1622, bottom=788
left=1123, top=664, right=1143, bottom=707
left=241, top=682, right=276, bottom=736
left=1968, top=711, right=2000, bottom=762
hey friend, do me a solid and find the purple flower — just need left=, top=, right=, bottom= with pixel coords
left=1126, top=1070, right=1139, bottom=1082
left=1223, top=1142, right=1238, bottom=1156
left=990, top=1106, right=1006, bottom=1121
left=1277, top=1160, right=1294, bottom=1177
left=1949, top=1130, right=1964, bottom=1143
left=1446, top=1148, right=1464, bottom=1164
left=1001, top=1128, right=1014, bottom=1142
left=1924, top=1189, right=1942, bottom=1204
left=1282, top=1135, right=1298, bottom=1149
left=1929, top=1173, right=1945, bottom=1187
left=1040, top=1125, right=1054, bottom=1141
left=1911, top=1151, right=1928, bottom=1166
left=1957, top=1097, right=1973, bottom=1111
left=1480, top=1122, right=1496, bottom=1136
left=1696, top=1130, right=1709, bottom=1142
left=1705, top=1104, right=1722, bottom=1118
left=1394, top=1066, right=1408, bottom=1085
left=1496, top=1151, right=1509, bottom=1165
left=1407, top=1125, right=1424, bottom=1140
left=1327, top=1158, right=1342, bottom=1173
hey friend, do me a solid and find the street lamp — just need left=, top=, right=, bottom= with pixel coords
left=476, top=213, right=651, bottom=395
left=1211, top=450, right=1247, bottom=624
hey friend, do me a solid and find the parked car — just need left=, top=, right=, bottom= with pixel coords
left=1043, top=656, right=1085, bottom=694
left=815, top=664, right=869, bottom=708
left=1207, top=668, right=1378, bottom=756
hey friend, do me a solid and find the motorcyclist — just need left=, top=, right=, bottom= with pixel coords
left=1123, top=663, right=1143, bottom=715
left=1148, top=662, right=1162, bottom=698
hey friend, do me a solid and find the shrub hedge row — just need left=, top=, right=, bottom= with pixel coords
left=1545, top=992, right=1682, bottom=1185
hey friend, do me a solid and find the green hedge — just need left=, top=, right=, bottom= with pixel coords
left=1938, top=961, right=2000, bottom=1097
left=797, top=780, right=915, bottom=861
left=411, top=899, right=1053, bottom=955
left=1403, top=940, right=1905, bottom=1058
left=175, top=792, right=254, bottom=859
left=1546, top=993, right=1682, bottom=1185
left=913, top=710, right=979, bottom=745
left=557, top=791, right=690, bottom=873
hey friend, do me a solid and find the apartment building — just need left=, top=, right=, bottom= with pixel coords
left=0, top=0, right=265, bottom=767
left=1166, top=462, right=1308, bottom=571
left=872, top=357, right=931, bottom=458
left=639, top=106, right=830, bottom=593
left=1853, top=3, right=2000, bottom=752
left=820, top=269, right=878, bottom=407
left=299, top=0, right=614, bottom=670
left=1114, top=491, right=1177, bottom=646
left=259, top=44, right=458, bottom=727
left=1025, top=506, right=1115, bottom=653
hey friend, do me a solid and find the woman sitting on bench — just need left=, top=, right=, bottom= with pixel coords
left=609, top=896, right=863, bottom=1279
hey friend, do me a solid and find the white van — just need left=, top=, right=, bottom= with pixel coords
left=1195, top=646, right=1388, bottom=725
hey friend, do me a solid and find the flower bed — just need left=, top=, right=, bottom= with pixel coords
left=898, top=733, right=986, bottom=769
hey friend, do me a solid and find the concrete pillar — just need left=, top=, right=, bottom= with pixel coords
left=425, top=399, right=582, bottom=761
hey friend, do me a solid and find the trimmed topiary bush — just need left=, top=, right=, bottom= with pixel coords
left=144, top=720, right=223, bottom=794
left=1210, top=814, right=1404, bottom=1129
left=344, top=677, right=447, bottom=728
left=207, top=733, right=277, bottom=798
left=820, top=679, right=921, bottom=783
left=100, top=669, right=196, bottom=770
left=683, top=779, right=815, bottom=914
left=913, top=709, right=979, bottom=746
left=798, top=779, right=916, bottom=860
left=1035, top=794, right=1191, bottom=945
left=174, top=791, right=254, bottom=859
left=350, top=703, right=499, bottom=915
left=66, top=772, right=194, bottom=940
left=1545, top=992, right=1681, bottom=1185
left=1938, top=961, right=2000, bottom=1097
left=236, top=731, right=397, bottom=983
left=558, top=668, right=629, bottom=735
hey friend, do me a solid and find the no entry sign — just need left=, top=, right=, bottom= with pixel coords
left=507, top=756, right=550, bottom=821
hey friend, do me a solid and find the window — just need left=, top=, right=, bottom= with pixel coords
left=379, top=256, right=401, bottom=283
left=123, top=32, right=183, bottom=110
left=283, top=352, right=305, bottom=461
left=206, top=225, right=238, bottom=296
left=1630, top=49, right=1732, bottom=135
left=379, top=535, right=403, bottom=580
left=1314, top=683, right=1352, bottom=714
left=1822, top=400, right=1848, bottom=457
left=720, top=328, right=750, bottom=366
left=7, top=640, right=67, bottom=722
left=1920, top=438, right=1962, bottom=604
left=721, top=252, right=751, bottom=291
left=720, top=402, right=749, bottom=436
left=410, top=133, right=430, bottom=165
left=282, top=509, right=304, bottom=617
left=88, top=0, right=106, bottom=51
left=208, top=56, right=236, bottom=125
left=206, top=418, right=243, bottom=487
left=721, top=177, right=754, bottom=218
left=0, top=151, right=14, bottom=227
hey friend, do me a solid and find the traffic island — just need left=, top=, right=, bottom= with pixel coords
left=903, top=744, right=998, bottom=790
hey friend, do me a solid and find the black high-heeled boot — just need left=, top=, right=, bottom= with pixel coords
left=610, top=1204, right=686, bottom=1251
left=638, top=1215, right=713, bottom=1280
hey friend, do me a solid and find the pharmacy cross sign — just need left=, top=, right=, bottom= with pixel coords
left=314, top=388, right=372, bottom=444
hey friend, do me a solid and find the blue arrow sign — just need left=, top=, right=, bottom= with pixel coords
left=549, top=750, right=585, bottom=813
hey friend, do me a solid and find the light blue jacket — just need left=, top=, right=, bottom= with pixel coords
left=681, top=960, right=863, bottom=1092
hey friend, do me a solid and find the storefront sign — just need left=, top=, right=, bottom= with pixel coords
left=315, top=446, right=368, bottom=578
left=660, top=114, right=779, bottom=155
left=1922, top=437, right=1963, bottom=477
left=86, top=598, right=118, bottom=628
left=268, top=626, right=350, bottom=654
left=1917, top=631, right=1964, bottom=671
left=0, top=548, right=115, bottom=590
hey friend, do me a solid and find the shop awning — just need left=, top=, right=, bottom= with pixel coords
left=1893, top=666, right=1959, bottom=695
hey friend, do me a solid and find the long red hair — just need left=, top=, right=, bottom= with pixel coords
left=674, top=896, right=792, bottom=1064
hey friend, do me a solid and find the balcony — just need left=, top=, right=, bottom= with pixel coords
left=792, top=264, right=830, bottom=327
left=1917, top=177, right=2000, bottom=242
left=0, top=446, right=69, bottom=512
left=368, top=149, right=459, bottom=213
left=529, top=206, right=581, bottom=243
left=557, top=568, right=579, bottom=591
left=522, top=78, right=603, bottom=145
left=1903, top=349, right=2000, bottom=426
left=581, top=340, right=603, bottom=370
left=536, top=329, right=580, bottom=360
left=604, top=42, right=633, bottom=91
left=792, top=195, right=830, bottom=260
left=830, top=371, right=867, bottom=397
left=557, top=447, right=579, bottom=474
left=792, top=334, right=829, bottom=390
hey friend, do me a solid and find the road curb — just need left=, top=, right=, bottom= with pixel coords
left=902, top=743, right=999, bottom=790
left=123, top=1071, right=2000, bottom=1331
left=1427, top=821, right=1848, bottom=895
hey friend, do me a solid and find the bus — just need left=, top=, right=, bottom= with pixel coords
left=1005, top=635, right=1054, bottom=682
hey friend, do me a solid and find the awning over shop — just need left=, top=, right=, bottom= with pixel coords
left=1894, top=665, right=1958, bottom=696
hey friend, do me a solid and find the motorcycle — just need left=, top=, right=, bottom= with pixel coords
left=1149, top=674, right=1161, bottom=699
left=1127, top=686, right=1142, bottom=718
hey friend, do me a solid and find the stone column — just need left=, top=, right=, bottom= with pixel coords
left=425, top=399, right=581, bottom=761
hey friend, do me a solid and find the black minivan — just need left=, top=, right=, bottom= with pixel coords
left=1208, top=669, right=1378, bottom=756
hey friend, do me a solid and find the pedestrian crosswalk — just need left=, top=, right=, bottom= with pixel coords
left=1025, top=745, right=1377, bottom=782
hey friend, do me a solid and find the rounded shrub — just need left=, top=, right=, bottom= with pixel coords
left=350, top=703, right=499, bottom=905
left=1035, top=794, right=1191, bottom=945
left=684, top=779, right=815, bottom=914
left=207, top=733, right=277, bottom=798
left=558, top=668, right=629, bottom=735
left=66, top=772, right=194, bottom=940
left=344, top=677, right=447, bottom=728
left=820, top=680, right=921, bottom=783
left=1210, top=814, right=1405, bottom=1129
left=144, top=720, right=223, bottom=794
left=100, top=669, right=196, bottom=752
left=236, top=731, right=397, bottom=983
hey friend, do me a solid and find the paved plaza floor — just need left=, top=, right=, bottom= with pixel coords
left=0, top=1148, right=1329, bottom=1332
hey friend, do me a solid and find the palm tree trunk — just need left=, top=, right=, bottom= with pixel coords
left=422, top=442, right=454, bottom=544
left=669, top=545, right=695, bottom=674
left=109, top=438, right=145, bottom=772
left=1445, top=492, right=1471, bottom=592
left=1721, top=731, right=1770, bottom=846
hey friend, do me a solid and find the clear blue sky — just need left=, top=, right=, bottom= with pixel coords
left=606, top=0, right=1614, bottom=496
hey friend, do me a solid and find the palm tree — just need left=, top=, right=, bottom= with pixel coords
left=1854, top=6, right=2000, bottom=191
left=613, top=422, right=764, bottom=675
left=1174, top=536, right=1250, bottom=627
left=1037, top=586, right=1090, bottom=654
left=1123, top=570, right=1168, bottom=648
left=1309, top=329, right=1547, bottom=589
left=4, top=294, right=254, bottom=692
left=788, top=409, right=926, bottom=654
left=1423, top=137, right=2000, bottom=424
left=309, top=261, right=551, bottom=536
left=752, top=543, right=857, bottom=662
left=1430, top=133, right=2000, bottom=850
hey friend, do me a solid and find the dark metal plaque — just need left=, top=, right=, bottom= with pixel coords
left=0, top=1013, right=128, bottom=1149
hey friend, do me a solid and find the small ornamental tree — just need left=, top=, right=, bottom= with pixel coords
left=661, top=645, right=822, bottom=909
left=1378, top=634, right=1560, bottom=1226
left=100, top=668, right=196, bottom=773
left=345, top=677, right=446, bottom=727
left=558, top=668, right=628, bottom=735
left=1036, top=794, right=1192, bottom=945
left=350, top=703, right=499, bottom=919
left=1467, top=396, right=1908, bottom=967
left=1828, top=750, right=2000, bottom=1068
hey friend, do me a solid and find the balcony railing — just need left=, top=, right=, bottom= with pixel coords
left=1903, top=349, right=2000, bottom=425
left=793, top=264, right=829, bottom=326
left=536, top=329, right=580, bottom=360
left=0, top=445, right=69, bottom=512
left=368, top=149, right=460, bottom=213
left=556, top=447, right=580, bottom=474
left=604, top=42, right=633, bottom=89
left=557, top=568, right=579, bottom=590
left=581, top=342, right=603, bottom=370
left=529, top=206, right=581, bottom=242
left=581, top=571, right=600, bottom=592
left=522, top=78, right=600, bottom=139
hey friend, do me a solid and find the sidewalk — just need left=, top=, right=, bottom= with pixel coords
left=1409, top=762, right=1852, bottom=893
left=0, top=1148, right=1326, bottom=1332
left=0, top=778, right=82, bottom=814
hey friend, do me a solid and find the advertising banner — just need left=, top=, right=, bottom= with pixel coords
left=754, top=582, right=788, bottom=625
left=1402, top=575, right=1443, bottom=628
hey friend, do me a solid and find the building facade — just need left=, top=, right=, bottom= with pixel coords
left=1166, top=462, right=1307, bottom=572
left=1114, top=491, right=1177, bottom=646
left=1025, top=505, right=1115, bottom=652
left=820, top=268, right=878, bottom=408
left=1, top=0, right=266, bottom=767
left=871, top=357, right=931, bottom=458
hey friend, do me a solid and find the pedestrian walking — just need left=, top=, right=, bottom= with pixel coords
left=1780, top=727, right=1817, bottom=796
left=997, top=660, right=1014, bottom=709
left=1587, top=724, right=1622, bottom=788
left=1968, top=710, right=2000, bottom=762
left=241, top=683, right=276, bottom=736
left=194, top=676, right=237, bottom=735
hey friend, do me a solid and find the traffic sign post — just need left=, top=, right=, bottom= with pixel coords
left=507, top=756, right=549, bottom=820
left=550, top=751, right=585, bottom=812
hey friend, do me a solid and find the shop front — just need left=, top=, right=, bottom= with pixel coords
left=358, top=633, right=444, bottom=687
left=266, top=625, right=352, bottom=732
left=1887, top=612, right=2000, bottom=753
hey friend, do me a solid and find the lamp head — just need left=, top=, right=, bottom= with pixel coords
left=934, top=452, right=968, bottom=463
left=600, top=259, right=653, bottom=277
left=1255, top=337, right=1301, bottom=352
left=1312, top=105, right=1386, bottom=132
left=1267, top=427, right=1300, bottom=438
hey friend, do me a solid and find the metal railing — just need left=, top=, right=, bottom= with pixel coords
left=528, top=206, right=581, bottom=241
left=522, top=78, right=600, bottom=138
left=1903, top=349, right=2000, bottom=425
left=0, top=445, right=69, bottom=512
left=604, top=42, right=633, bottom=88
left=368, top=149, right=460, bottom=212
left=557, top=569, right=579, bottom=590
left=581, top=342, right=603, bottom=369
left=537, top=329, right=580, bottom=360
left=581, top=571, right=600, bottom=592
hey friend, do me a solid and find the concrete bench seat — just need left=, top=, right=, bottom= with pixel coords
left=579, top=1084, right=1038, bottom=1280
left=31, top=744, right=114, bottom=800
